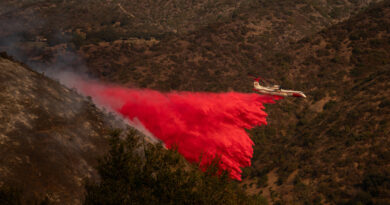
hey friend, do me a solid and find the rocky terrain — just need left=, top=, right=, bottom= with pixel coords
left=0, top=0, right=389, bottom=204
left=0, top=53, right=112, bottom=204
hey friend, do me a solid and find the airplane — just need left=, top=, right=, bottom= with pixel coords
left=253, top=77, right=306, bottom=98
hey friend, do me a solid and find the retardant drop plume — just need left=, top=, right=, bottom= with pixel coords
left=72, top=79, right=282, bottom=180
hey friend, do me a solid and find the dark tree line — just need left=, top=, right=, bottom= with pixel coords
left=84, top=129, right=266, bottom=205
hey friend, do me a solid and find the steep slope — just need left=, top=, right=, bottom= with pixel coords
left=81, top=2, right=390, bottom=204
left=0, top=0, right=380, bottom=38
left=0, top=0, right=381, bottom=72
left=0, top=53, right=111, bottom=204
left=74, top=0, right=382, bottom=89
left=1, top=0, right=389, bottom=204
left=243, top=2, right=390, bottom=204
left=0, top=52, right=260, bottom=204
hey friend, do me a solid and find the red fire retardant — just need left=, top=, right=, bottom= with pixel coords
left=77, top=81, right=282, bottom=180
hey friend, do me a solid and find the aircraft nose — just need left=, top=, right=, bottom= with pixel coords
left=293, top=93, right=306, bottom=98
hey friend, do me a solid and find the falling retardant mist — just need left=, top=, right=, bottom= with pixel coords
left=72, top=79, right=282, bottom=180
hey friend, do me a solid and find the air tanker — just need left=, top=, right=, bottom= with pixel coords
left=253, top=77, right=306, bottom=98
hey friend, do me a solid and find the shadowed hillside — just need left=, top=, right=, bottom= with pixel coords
left=0, top=53, right=262, bottom=205
left=0, top=53, right=112, bottom=204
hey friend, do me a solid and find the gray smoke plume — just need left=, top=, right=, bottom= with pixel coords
left=0, top=5, right=159, bottom=143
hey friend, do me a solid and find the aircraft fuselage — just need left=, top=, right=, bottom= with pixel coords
left=253, top=81, right=306, bottom=98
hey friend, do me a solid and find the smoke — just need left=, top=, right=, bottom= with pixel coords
left=64, top=76, right=282, bottom=180
left=0, top=6, right=46, bottom=62
left=0, top=4, right=281, bottom=180
left=0, top=4, right=153, bottom=142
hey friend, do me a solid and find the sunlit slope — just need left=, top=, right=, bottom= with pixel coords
left=0, top=54, right=110, bottom=204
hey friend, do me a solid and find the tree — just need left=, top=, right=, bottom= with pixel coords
left=84, top=129, right=260, bottom=204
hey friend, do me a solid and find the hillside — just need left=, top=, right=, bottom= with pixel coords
left=0, top=0, right=381, bottom=72
left=72, top=0, right=381, bottom=89
left=0, top=0, right=380, bottom=37
left=0, top=53, right=261, bottom=204
left=0, top=0, right=389, bottom=205
left=80, top=2, right=390, bottom=204
left=245, top=2, right=390, bottom=204
left=0, top=53, right=112, bottom=204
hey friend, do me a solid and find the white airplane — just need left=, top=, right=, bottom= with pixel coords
left=253, top=77, right=306, bottom=98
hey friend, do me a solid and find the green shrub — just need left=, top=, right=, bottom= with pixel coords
left=84, top=130, right=257, bottom=205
